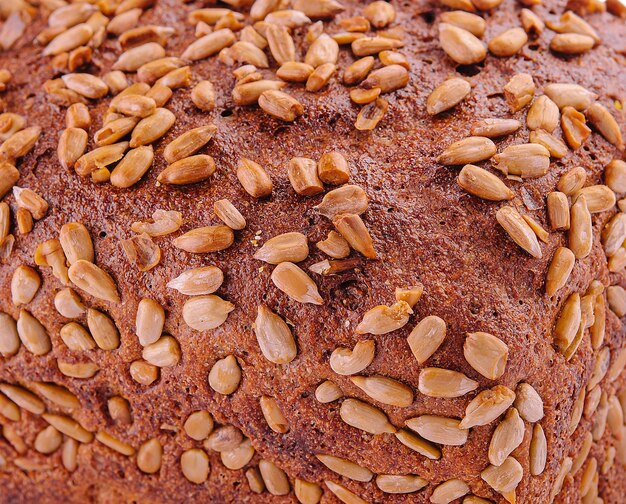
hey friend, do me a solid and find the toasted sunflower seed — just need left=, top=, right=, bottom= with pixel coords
left=167, top=266, right=224, bottom=296
left=496, top=206, right=542, bottom=258
left=61, top=73, right=108, bottom=99
left=294, top=479, right=323, bottom=504
left=86, top=308, right=120, bottom=350
left=528, top=423, right=548, bottom=476
left=306, top=62, right=336, bottom=92
left=569, top=195, right=592, bottom=259
left=137, top=438, right=162, bottom=474
left=361, top=64, right=409, bottom=94
left=587, top=103, right=624, bottom=149
left=544, top=83, right=597, bottom=111
left=96, top=431, right=135, bottom=456
left=489, top=27, right=527, bottom=56
left=576, top=185, right=616, bottom=213
left=355, top=97, right=388, bottom=130
left=163, top=125, right=217, bottom=164
left=266, top=24, right=295, bottom=65
left=204, top=425, right=243, bottom=453
left=43, top=413, right=93, bottom=443
left=527, top=95, right=560, bottom=132
left=406, top=415, right=469, bottom=446
left=277, top=61, right=314, bottom=83
left=606, top=160, right=626, bottom=193
left=330, top=339, right=375, bottom=375
left=340, top=398, right=396, bottom=434
left=460, top=385, right=516, bottom=429
left=236, top=158, right=272, bottom=197
left=181, top=448, right=210, bottom=484
left=158, top=155, right=216, bottom=185
left=546, top=247, right=575, bottom=296
left=184, top=410, right=214, bottom=441
left=488, top=408, right=524, bottom=466
left=431, top=479, right=470, bottom=504
left=173, top=225, right=234, bottom=253
left=464, top=332, right=508, bottom=380
left=44, top=23, right=93, bottom=56
left=135, top=298, right=164, bottom=347
left=458, top=164, right=514, bottom=201
left=470, top=118, right=521, bottom=138
left=220, top=438, right=255, bottom=470
left=315, top=185, right=368, bottom=219
left=318, top=152, right=350, bottom=185
left=351, top=375, right=413, bottom=407
left=129, top=108, right=175, bottom=147
left=562, top=106, right=591, bottom=149
left=356, top=301, right=412, bottom=335
left=437, top=136, right=496, bottom=165
left=271, top=262, right=323, bottom=305
left=333, top=213, right=376, bottom=258
left=0, top=312, right=20, bottom=356
left=0, top=384, right=44, bottom=414
left=17, top=309, right=51, bottom=355
left=315, top=380, right=343, bottom=403
left=75, top=141, right=128, bottom=177
left=182, top=295, right=234, bottom=331
left=131, top=209, right=182, bottom=237
left=547, top=192, right=570, bottom=230
left=60, top=322, right=96, bottom=351
left=418, top=368, right=478, bottom=398
left=58, top=128, right=88, bottom=170
left=11, top=265, right=40, bottom=306
left=343, top=56, right=375, bottom=86
left=208, top=355, right=241, bottom=394
left=440, top=10, right=486, bottom=36
left=317, top=231, right=350, bottom=259
left=316, top=454, right=372, bottom=482
left=554, top=292, right=581, bottom=353
left=12, top=187, right=48, bottom=220
left=260, top=395, right=289, bottom=433
left=68, top=260, right=120, bottom=303
left=259, top=89, right=304, bottom=122
left=57, top=359, right=99, bottom=378
left=259, top=459, right=290, bottom=496
left=504, top=73, right=535, bottom=112
left=493, top=143, right=550, bottom=178
left=529, top=129, right=568, bottom=159
left=129, top=359, right=159, bottom=385
left=254, top=232, right=309, bottom=264
left=550, top=33, right=594, bottom=53
left=481, top=456, right=523, bottom=502
left=0, top=163, right=19, bottom=198
left=375, top=474, right=428, bottom=494
left=59, top=222, right=94, bottom=265
left=406, top=315, right=446, bottom=364
left=439, top=23, right=486, bottom=64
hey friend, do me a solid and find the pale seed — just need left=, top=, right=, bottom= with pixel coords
left=259, top=89, right=304, bottom=122
left=437, top=136, right=496, bottom=165
left=504, top=73, right=535, bottom=112
left=325, top=481, right=368, bottom=504
left=418, top=367, right=478, bottom=398
left=481, top=457, right=523, bottom=502
left=61, top=73, right=108, bottom=99
left=562, top=106, right=591, bottom=149
left=182, top=295, right=234, bottom=331
left=316, top=454, right=372, bottom=482
left=271, top=262, right=323, bottom=305
left=44, top=24, right=93, bottom=56
left=605, top=160, right=626, bottom=193
left=173, top=225, right=234, bottom=253
left=489, top=408, right=524, bottom=466
left=0, top=163, right=19, bottom=198
left=259, top=459, right=290, bottom=496
left=330, top=339, right=375, bottom=375
left=355, top=97, right=388, bottom=130
left=205, top=425, right=243, bottom=452
left=260, top=395, right=289, bottom=433
left=547, top=192, right=570, bottom=230
left=361, top=64, right=409, bottom=94
left=167, top=266, right=224, bottom=296
left=587, top=103, right=624, bottom=149
left=458, top=164, right=513, bottom=201
left=431, top=479, right=470, bottom=504
left=576, top=185, right=616, bottom=213
left=137, top=438, right=162, bottom=474
left=305, top=33, right=339, bottom=67
left=158, top=154, right=216, bottom=185
left=232, top=79, right=287, bottom=106
left=439, top=23, right=485, bottom=65
left=333, top=213, right=376, bottom=258
left=407, top=315, right=446, bottom=364
left=59, top=222, right=94, bottom=265
left=394, top=428, right=441, bottom=459
left=87, top=308, right=120, bottom=350
left=11, top=265, right=40, bottom=306
left=295, top=479, right=323, bottom=504
left=544, top=83, right=597, bottom=111
left=136, top=298, right=164, bottom=346
left=493, top=143, right=550, bottom=178
left=131, top=209, right=182, bottom=237
left=142, top=336, right=180, bottom=367
left=237, top=157, right=272, bottom=197
left=306, top=63, right=336, bottom=92
left=60, top=322, right=96, bottom=351
left=496, top=206, right=542, bottom=258
left=464, top=332, right=508, bottom=380
left=0, top=384, right=44, bottom=414
left=530, top=423, right=547, bottom=475
left=266, top=24, right=295, bottom=65
left=181, top=448, right=210, bottom=484
left=488, top=27, right=527, bottom=56
left=470, top=118, right=521, bottom=138
left=277, top=61, right=314, bottom=83
left=17, top=309, right=51, bottom=355
left=163, top=125, right=217, bottom=164
left=191, top=80, right=215, bottom=111
left=108, top=396, right=131, bottom=425
left=351, top=375, right=413, bottom=407
left=254, top=232, right=309, bottom=264
left=288, top=157, right=324, bottom=196
left=375, top=474, right=428, bottom=494
left=459, top=385, right=516, bottom=429
left=129, top=360, right=158, bottom=385
left=317, top=231, right=350, bottom=259
left=315, top=380, right=343, bottom=403
left=130, top=108, right=175, bottom=147
left=57, top=360, right=99, bottom=379
left=34, top=426, right=62, bottom=454
left=0, top=312, right=19, bottom=356
left=339, top=398, right=396, bottom=434
left=220, top=438, right=255, bottom=470
left=68, top=260, right=119, bottom=303
left=315, top=185, right=368, bottom=219
left=546, top=247, right=575, bottom=296
left=208, top=355, right=241, bottom=394
left=602, top=212, right=626, bottom=256
left=96, top=431, right=134, bottom=456
left=529, top=129, right=569, bottom=159
left=12, top=187, right=47, bottom=220
left=43, top=413, right=93, bottom=443
left=550, top=33, right=594, bottom=53
left=527, top=95, right=560, bottom=132
left=343, top=56, right=375, bottom=86
left=58, top=128, right=88, bottom=170
left=440, top=11, right=486, bottom=37
left=569, top=195, right=592, bottom=259
left=318, top=151, right=350, bottom=185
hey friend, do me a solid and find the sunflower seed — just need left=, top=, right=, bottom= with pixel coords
left=528, top=423, right=548, bottom=476
left=375, top=474, right=428, bottom=494
left=259, top=89, right=304, bottom=121
left=460, top=385, right=516, bottom=429
left=10, top=265, right=40, bottom=306
left=277, top=61, right=314, bottom=83
left=157, top=154, right=216, bottom=185
left=57, top=128, right=88, bottom=171
left=550, top=33, right=594, bottom=53
left=306, top=62, right=336, bottom=92
left=75, top=142, right=128, bottom=177
left=528, top=129, right=568, bottom=158
left=488, top=27, right=527, bottom=56
left=340, top=398, right=396, bottom=434
left=439, top=23, right=486, bottom=64
left=181, top=449, right=209, bottom=484
left=333, top=213, right=376, bottom=258
left=464, top=332, right=508, bottom=380
left=232, top=79, right=287, bottom=106
left=355, top=97, right=388, bottom=130
left=316, top=454, right=372, bottom=482
left=440, top=11, right=486, bottom=37
left=43, top=413, right=93, bottom=443
left=44, top=24, right=93, bottom=56
left=68, top=260, right=119, bottom=303
left=66, top=103, right=91, bottom=129
left=260, top=395, right=289, bottom=433
left=57, top=359, right=99, bottom=378
left=208, top=354, right=241, bottom=395
left=61, top=73, right=108, bottom=99
left=266, top=24, right=295, bottom=64
left=173, top=225, right=234, bottom=253
left=129, top=359, right=159, bottom=385
left=59, top=321, right=96, bottom=351
left=458, top=164, right=513, bottom=201
left=562, top=106, right=591, bottom=149
left=315, top=380, right=343, bottom=403
left=324, top=481, right=367, bottom=504
left=287, top=157, right=324, bottom=196
left=204, top=425, right=243, bottom=452
left=350, top=375, right=413, bottom=407
left=220, top=438, right=255, bottom=470
left=356, top=301, right=412, bottom=335
left=437, top=136, right=496, bottom=165
left=418, top=367, right=478, bottom=398
left=343, top=56, right=375, bottom=85
left=295, top=479, right=323, bottom=504
left=107, top=396, right=131, bottom=425
left=0, top=312, right=19, bottom=357
left=586, top=103, right=624, bottom=149
left=576, top=185, right=616, bottom=214
left=504, top=73, right=535, bottom=112
left=569, top=195, right=592, bottom=259
left=182, top=295, right=234, bottom=331
left=351, top=36, right=403, bottom=57
left=131, top=209, right=182, bottom=237
left=130, top=108, right=175, bottom=147
left=259, top=459, right=290, bottom=496
left=0, top=384, right=44, bottom=414
left=481, top=456, right=523, bottom=502
left=361, top=64, right=409, bottom=94
left=17, top=309, right=51, bottom=355
left=431, top=479, right=470, bottom=504
left=163, top=125, right=217, bottom=164
left=167, top=266, right=224, bottom=296
left=317, top=231, right=350, bottom=259
left=544, top=83, right=597, bottom=111
left=496, top=206, right=542, bottom=258
left=488, top=408, right=524, bottom=466
left=135, top=298, right=164, bottom=347
left=236, top=157, right=273, bottom=197
left=545, top=247, right=575, bottom=297
left=271, top=262, right=323, bottom=305
left=254, top=232, right=309, bottom=264
left=184, top=410, right=214, bottom=441
left=546, top=192, right=570, bottom=230
left=315, top=185, right=368, bottom=219
left=136, top=438, right=161, bottom=474
left=0, top=127, right=42, bottom=162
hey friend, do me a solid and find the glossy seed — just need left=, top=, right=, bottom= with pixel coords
left=333, top=213, right=376, bottom=258
left=87, top=308, right=120, bottom=350
left=259, top=459, right=290, bottom=496
left=11, top=265, right=41, bottom=306
left=481, top=457, right=523, bottom=502
left=496, top=206, right=542, bottom=258
left=271, top=262, right=323, bottom=305
left=375, top=474, right=428, bottom=494
left=181, top=448, right=210, bottom=484
left=406, top=415, right=468, bottom=445
left=136, top=298, right=165, bottom=346
left=439, top=23, right=486, bottom=64
left=137, top=438, right=162, bottom=473
left=58, top=128, right=88, bottom=170
left=431, top=479, right=470, bottom=504
left=356, top=301, right=412, bottom=335
left=316, top=185, right=368, bottom=219
left=351, top=375, right=413, bottom=407
left=237, top=158, right=272, bottom=198
left=68, top=260, right=119, bottom=303
left=174, top=225, right=234, bottom=253
left=17, top=309, right=51, bottom=355
left=459, top=385, right=516, bottom=429
left=184, top=410, right=214, bottom=441
left=458, top=164, right=514, bottom=201
left=34, top=426, right=62, bottom=454
left=488, top=408, right=524, bottom=466
left=43, top=413, right=93, bottom=443
left=59, top=223, right=94, bottom=265
left=288, top=157, right=324, bottom=196
left=438, top=136, right=496, bottom=165
left=546, top=247, right=575, bottom=296
left=129, top=360, right=158, bottom=385
left=418, top=367, right=478, bottom=398
left=339, top=398, right=396, bottom=434
left=569, top=195, right=592, bottom=259
left=316, top=454, right=372, bottom=482
left=208, top=355, right=241, bottom=395
left=182, top=295, right=234, bottom=331
left=254, top=232, right=309, bottom=264
left=260, top=395, right=289, bottom=433
left=315, top=380, right=343, bottom=403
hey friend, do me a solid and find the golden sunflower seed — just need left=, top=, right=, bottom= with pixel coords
left=343, top=56, right=375, bottom=86
left=330, top=339, right=375, bottom=375
left=496, top=206, right=542, bottom=258
left=107, top=396, right=131, bottom=425
left=129, top=360, right=158, bottom=385
left=470, top=118, right=522, bottom=138
left=205, top=425, right=243, bottom=452
left=588, top=347, right=611, bottom=390
left=437, top=136, right=496, bottom=165
left=184, top=410, right=214, bottom=441
left=493, top=143, right=550, bottom=178
left=554, top=292, right=581, bottom=352
left=527, top=95, right=560, bottom=132
left=317, top=152, right=349, bottom=185
left=488, top=27, right=527, bottom=56
left=190, top=80, right=215, bottom=111
left=363, top=0, right=395, bottom=27
left=182, top=295, right=234, bottom=331
left=174, top=225, right=234, bottom=253
left=59, top=222, right=93, bottom=265
left=352, top=35, right=403, bottom=56
left=254, top=232, right=309, bottom=264
left=34, top=426, right=62, bottom=454
left=529, top=423, right=547, bottom=476
left=136, top=57, right=184, bottom=84
left=562, top=106, right=591, bottom=149
left=316, top=454, right=372, bottom=482
left=131, top=209, right=182, bottom=237
left=129, top=108, right=175, bottom=147
left=340, top=398, right=396, bottom=434
left=0, top=126, right=42, bottom=162
left=407, top=315, right=446, bottom=364
left=556, top=167, right=586, bottom=197
left=547, top=192, right=570, bottom=230
left=0, top=383, right=44, bottom=414
left=75, top=141, right=128, bottom=177
left=86, top=308, right=120, bottom=351
left=602, top=213, right=626, bottom=256
left=0, top=163, right=19, bottom=198
left=260, top=395, right=289, bottom=433
left=361, top=64, right=409, bottom=94
left=607, top=395, right=624, bottom=437
left=481, top=457, right=523, bottom=502
left=137, top=438, right=162, bottom=474
left=418, top=367, right=478, bottom=398
left=380, top=50, right=410, bottom=69
left=488, top=408, right=524, bottom=466
left=142, top=336, right=180, bottom=367
left=288, top=157, right=324, bottom=196
left=102, top=70, right=129, bottom=95
left=232, top=79, right=287, bottom=106
left=163, top=125, right=217, bottom=164
left=431, top=479, right=470, bottom=504
left=96, top=431, right=135, bottom=456
left=586, top=103, right=624, bottom=149
left=208, top=354, right=241, bottom=395
left=111, top=94, right=156, bottom=118
left=569, top=195, right=592, bottom=259
left=550, top=33, right=594, bottom=53
left=68, top=260, right=119, bottom=303
left=11, top=265, right=40, bottom=306
left=406, top=415, right=469, bottom=446
left=57, top=359, right=99, bottom=378
left=181, top=448, right=210, bottom=484
left=544, top=83, right=597, bottom=111
left=464, top=331, right=508, bottom=380
left=17, top=309, right=51, bottom=355
left=440, top=10, right=486, bottom=37
left=545, top=247, right=575, bottom=296
left=350, top=375, right=413, bottom=407
left=220, top=438, right=255, bottom=470
left=355, top=97, right=388, bottom=130
left=504, top=73, right=535, bottom=112
left=295, top=479, right=323, bottom=504
left=458, top=164, right=513, bottom=201
left=324, top=481, right=368, bottom=504
left=576, top=185, right=616, bottom=213
left=394, top=428, right=441, bottom=459
left=12, top=187, right=47, bottom=220
left=277, top=61, right=314, bottom=83
left=61, top=73, right=108, bottom=99
left=529, top=129, right=568, bottom=159
left=317, top=231, right=350, bottom=259
left=237, top=157, right=272, bottom=197
left=315, top=380, right=343, bottom=403
left=254, top=305, right=297, bottom=364
left=459, top=385, right=516, bottom=429
left=439, top=23, right=486, bottom=64
left=65, top=103, right=91, bottom=130
left=113, top=42, right=166, bottom=72
left=60, top=321, right=96, bottom=351
left=43, top=413, right=93, bottom=443
left=315, top=185, right=368, bottom=220
left=523, top=214, right=549, bottom=244
left=167, top=266, right=224, bottom=296
left=357, top=300, right=412, bottom=337
left=44, top=23, right=93, bottom=56
left=259, top=459, right=290, bottom=496
left=145, top=83, right=172, bottom=107
left=305, top=33, right=339, bottom=67
left=259, top=89, right=304, bottom=122
left=306, top=62, right=336, bottom=92
left=606, top=160, right=626, bottom=193
left=271, top=262, right=323, bottom=304
left=375, top=474, right=428, bottom=494
left=266, top=24, right=295, bottom=64
left=158, top=154, right=216, bottom=186
left=246, top=467, right=265, bottom=494
left=58, top=128, right=88, bottom=171
left=0, top=312, right=19, bottom=357
left=333, top=213, right=376, bottom=258
left=136, top=298, right=164, bottom=346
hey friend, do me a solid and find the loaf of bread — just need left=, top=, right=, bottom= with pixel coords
left=0, top=0, right=625, bottom=502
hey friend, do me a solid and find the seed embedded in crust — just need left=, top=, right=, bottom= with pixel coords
left=488, top=27, right=528, bottom=56
left=488, top=408, right=524, bottom=466
left=59, top=222, right=94, bottom=265
left=182, top=295, right=235, bottom=331
left=205, top=425, right=244, bottom=453
left=405, top=415, right=468, bottom=446
left=237, top=158, right=272, bottom=198
left=305, top=33, right=339, bottom=68
left=191, top=80, right=216, bottom=111
left=350, top=375, right=413, bottom=407
left=34, top=426, right=62, bottom=454
left=136, top=298, right=165, bottom=346
left=556, top=166, right=586, bottom=196
left=554, top=292, right=581, bottom=353
left=356, top=301, right=412, bottom=335
left=527, top=95, right=560, bottom=132
left=0, top=163, right=19, bottom=199
left=102, top=71, right=129, bottom=95
left=289, top=157, right=325, bottom=196
left=57, top=360, right=99, bottom=379
left=586, top=103, right=624, bottom=149
left=130, top=108, right=175, bottom=147
left=58, top=128, right=88, bottom=170
left=254, top=304, right=297, bottom=365
left=259, top=89, right=304, bottom=122
left=528, top=423, right=547, bottom=476
left=277, top=62, right=315, bottom=83
left=344, top=56, right=375, bottom=86
left=333, top=213, right=376, bottom=259
left=13, top=187, right=48, bottom=220
left=181, top=448, right=210, bottom=484
left=0, top=384, right=44, bottom=415
left=317, top=231, right=350, bottom=259
left=259, top=459, right=290, bottom=496
left=459, top=385, right=516, bottom=429
left=418, top=368, right=478, bottom=398
left=316, top=454, right=373, bottom=482
left=271, top=262, right=323, bottom=305
left=31, top=382, right=79, bottom=411
left=167, top=266, right=224, bottom=296
left=496, top=206, right=542, bottom=258
left=254, top=232, right=309, bottom=264
left=547, top=192, right=570, bottom=230
left=464, top=332, right=508, bottom=380
left=550, top=33, right=595, bottom=53
left=87, top=308, right=120, bottom=350
left=430, top=479, right=470, bottom=504
left=569, top=195, right=592, bottom=259
left=407, top=315, right=446, bottom=364
left=437, top=136, right=496, bottom=165
left=43, top=23, right=93, bottom=56
left=232, top=79, right=287, bottom=106
left=340, top=398, right=396, bottom=434
left=458, top=164, right=514, bottom=201
left=545, top=247, right=575, bottom=296
left=440, top=11, right=486, bottom=37
left=561, top=106, right=591, bottom=149
left=602, top=213, right=626, bottom=257
left=108, top=396, right=131, bottom=425
left=17, top=309, right=51, bottom=355
left=330, top=339, right=375, bottom=375
left=316, top=185, right=368, bottom=219
left=576, top=185, right=616, bottom=213
left=375, top=474, right=428, bottom=494
left=43, top=413, right=93, bottom=443
left=266, top=24, right=296, bottom=65
left=142, top=336, right=180, bottom=367
left=129, top=360, right=159, bottom=386
left=529, top=129, right=568, bottom=159
left=11, top=265, right=41, bottom=306
left=220, top=438, right=255, bottom=470
left=438, top=23, right=486, bottom=65
left=96, top=431, right=135, bottom=456
left=493, top=143, right=550, bottom=179
left=174, top=225, right=234, bottom=253
left=470, top=118, right=521, bottom=138
left=260, top=395, right=289, bottom=433
left=184, top=410, right=214, bottom=441
left=60, top=322, right=96, bottom=351
left=137, top=438, right=162, bottom=474
left=158, top=154, right=216, bottom=186
left=504, top=73, right=535, bottom=112
left=68, top=260, right=119, bottom=303
left=208, top=355, right=241, bottom=395
left=315, top=380, right=343, bottom=403
left=605, top=160, right=626, bottom=193
left=481, top=456, right=523, bottom=502
left=163, top=125, right=217, bottom=164
left=295, top=479, right=323, bottom=504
